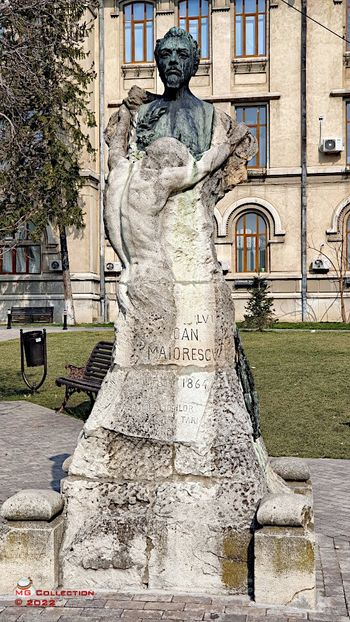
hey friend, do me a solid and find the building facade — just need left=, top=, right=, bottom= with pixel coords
left=2, top=0, right=350, bottom=323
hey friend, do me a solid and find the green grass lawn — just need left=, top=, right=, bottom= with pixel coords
left=241, top=331, right=350, bottom=459
left=0, top=329, right=349, bottom=459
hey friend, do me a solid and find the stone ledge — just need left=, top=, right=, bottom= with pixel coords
left=270, top=457, right=310, bottom=482
left=257, top=493, right=313, bottom=528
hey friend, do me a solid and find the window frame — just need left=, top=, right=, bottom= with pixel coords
left=178, top=0, right=210, bottom=60
left=123, top=1, right=154, bottom=65
left=235, top=103, right=268, bottom=169
left=346, top=214, right=350, bottom=270
left=234, top=0, right=267, bottom=59
left=0, top=223, right=41, bottom=275
left=346, top=101, right=350, bottom=165
left=235, top=211, right=268, bottom=274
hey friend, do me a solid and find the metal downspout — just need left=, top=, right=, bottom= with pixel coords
left=301, top=0, right=308, bottom=320
left=99, top=0, right=107, bottom=322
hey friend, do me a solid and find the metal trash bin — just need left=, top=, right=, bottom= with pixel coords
left=22, top=330, right=46, bottom=367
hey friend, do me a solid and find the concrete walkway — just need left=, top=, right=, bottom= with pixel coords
left=0, top=401, right=349, bottom=621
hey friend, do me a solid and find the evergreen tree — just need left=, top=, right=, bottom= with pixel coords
left=243, top=276, right=277, bottom=331
left=0, top=0, right=98, bottom=323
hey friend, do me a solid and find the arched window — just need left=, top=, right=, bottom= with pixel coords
left=236, top=212, right=267, bottom=272
left=0, top=222, right=41, bottom=275
left=124, top=2, right=154, bottom=64
left=346, top=214, right=350, bottom=269
left=179, top=0, right=209, bottom=59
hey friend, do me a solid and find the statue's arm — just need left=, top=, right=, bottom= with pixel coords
left=105, top=104, right=131, bottom=170
left=194, top=142, right=232, bottom=182
left=163, top=142, right=232, bottom=194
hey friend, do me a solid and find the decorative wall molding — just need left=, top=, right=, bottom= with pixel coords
left=111, top=1, right=120, bottom=17
left=217, top=197, right=286, bottom=239
left=327, top=196, right=350, bottom=238
left=196, top=61, right=211, bottom=76
left=232, top=57, right=268, bottom=74
left=121, top=64, right=155, bottom=79
left=211, top=0, right=230, bottom=9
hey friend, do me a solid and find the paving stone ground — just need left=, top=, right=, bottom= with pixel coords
left=0, top=401, right=349, bottom=621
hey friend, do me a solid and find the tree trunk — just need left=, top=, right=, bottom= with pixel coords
left=59, top=225, right=76, bottom=326
left=340, top=280, right=347, bottom=323
left=338, top=244, right=347, bottom=323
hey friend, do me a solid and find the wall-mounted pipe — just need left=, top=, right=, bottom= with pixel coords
left=99, top=0, right=107, bottom=322
left=301, top=0, right=308, bottom=321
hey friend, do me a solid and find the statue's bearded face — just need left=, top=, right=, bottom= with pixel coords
left=156, top=36, right=194, bottom=89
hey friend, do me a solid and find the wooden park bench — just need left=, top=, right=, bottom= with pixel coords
left=55, top=341, right=114, bottom=413
left=8, top=306, right=54, bottom=328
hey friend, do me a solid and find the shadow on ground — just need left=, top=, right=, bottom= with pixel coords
left=49, top=453, right=70, bottom=491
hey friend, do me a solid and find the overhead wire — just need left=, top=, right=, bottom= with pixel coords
left=279, top=0, right=350, bottom=46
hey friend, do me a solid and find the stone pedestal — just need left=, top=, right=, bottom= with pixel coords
left=0, top=490, right=65, bottom=595
left=59, top=82, right=288, bottom=594
left=254, top=527, right=316, bottom=608
left=0, top=516, right=64, bottom=595
left=254, top=493, right=316, bottom=608
left=60, top=273, right=273, bottom=592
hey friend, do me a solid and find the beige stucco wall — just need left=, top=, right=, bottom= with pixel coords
left=3, top=1, right=350, bottom=323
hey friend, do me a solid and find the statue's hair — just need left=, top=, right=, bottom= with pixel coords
left=155, top=27, right=200, bottom=75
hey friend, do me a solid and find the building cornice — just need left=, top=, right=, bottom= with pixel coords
left=205, top=92, right=281, bottom=103
left=330, top=88, right=350, bottom=98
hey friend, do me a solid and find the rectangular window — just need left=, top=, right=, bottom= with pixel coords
left=123, top=2, right=154, bottom=64
left=0, top=246, right=41, bottom=274
left=235, top=0, right=267, bottom=58
left=178, top=0, right=209, bottom=60
left=235, top=104, right=268, bottom=168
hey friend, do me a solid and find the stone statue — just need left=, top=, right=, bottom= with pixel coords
left=60, top=28, right=288, bottom=594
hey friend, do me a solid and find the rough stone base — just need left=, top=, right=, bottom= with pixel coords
left=60, top=476, right=258, bottom=594
left=0, top=515, right=64, bottom=595
left=254, top=526, right=316, bottom=608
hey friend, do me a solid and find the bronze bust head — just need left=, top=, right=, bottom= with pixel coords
left=136, top=28, right=213, bottom=158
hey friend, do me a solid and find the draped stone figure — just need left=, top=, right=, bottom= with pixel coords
left=60, top=28, right=288, bottom=593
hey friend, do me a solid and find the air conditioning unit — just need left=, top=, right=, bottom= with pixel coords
left=105, top=261, right=122, bottom=273
left=319, top=138, right=343, bottom=154
left=311, top=258, right=329, bottom=273
left=49, top=259, right=62, bottom=272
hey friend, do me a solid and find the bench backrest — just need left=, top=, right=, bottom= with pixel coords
left=83, top=341, right=114, bottom=384
left=11, top=306, right=54, bottom=323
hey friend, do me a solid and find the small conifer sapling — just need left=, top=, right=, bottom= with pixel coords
left=243, top=276, right=277, bottom=331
